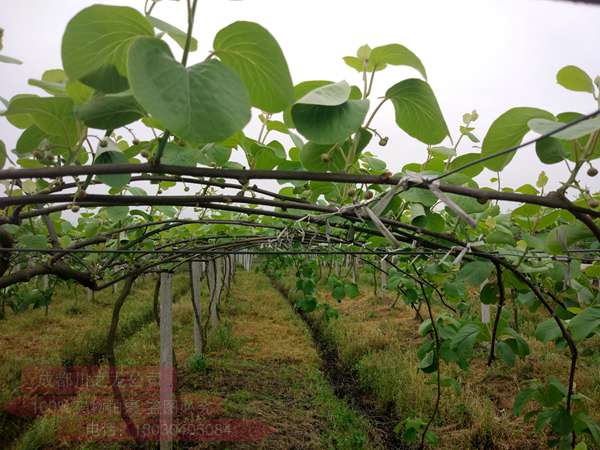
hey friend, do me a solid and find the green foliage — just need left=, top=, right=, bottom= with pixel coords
left=128, top=37, right=251, bottom=144
left=61, top=4, right=154, bottom=93
left=214, top=21, right=294, bottom=113
left=385, top=78, right=448, bottom=145
left=481, top=107, right=554, bottom=170
left=291, top=81, right=369, bottom=144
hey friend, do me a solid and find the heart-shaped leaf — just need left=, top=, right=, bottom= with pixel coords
left=214, top=21, right=294, bottom=113
left=481, top=107, right=554, bottom=171
left=291, top=81, right=369, bottom=144
left=76, top=94, right=144, bottom=130
left=93, top=139, right=130, bottom=189
left=6, top=96, right=79, bottom=147
left=128, top=37, right=251, bottom=144
left=61, top=5, right=154, bottom=93
left=385, top=78, right=448, bottom=145
left=370, top=44, right=427, bottom=79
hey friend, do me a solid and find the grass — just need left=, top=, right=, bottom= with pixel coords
left=279, top=269, right=600, bottom=449
left=0, top=273, right=188, bottom=448
left=11, top=270, right=380, bottom=449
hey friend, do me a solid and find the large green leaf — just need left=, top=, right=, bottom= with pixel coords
left=128, top=37, right=251, bottom=144
left=6, top=96, right=79, bottom=147
left=481, top=107, right=554, bottom=171
left=556, top=65, right=594, bottom=93
left=161, top=143, right=198, bottom=167
left=457, top=261, right=494, bottom=287
left=214, top=21, right=294, bottom=113
left=299, top=142, right=346, bottom=172
left=284, top=80, right=333, bottom=128
left=61, top=4, right=154, bottom=93
left=198, top=144, right=232, bottom=167
left=535, top=318, right=562, bottom=343
left=528, top=116, right=600, bottom=141
left=93, top=140, right=131, bottom=188
left=370, top=44, right=427, bottom=79
left=569, top=306, right=600, bottom=341
left=546, top=222, right=594, bottom=254
left=291, top=81, right=369, bottom=144
left=447, top=153, right=485, bottom=177
left=385, top=79, right=448, bottom=145
left=450, top=322, right=481, bottom=360
left=76, top=94, right=144, bottom=130
left=535, top=137, right=567, bottom=164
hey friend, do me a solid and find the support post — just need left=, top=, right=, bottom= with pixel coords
left=159, top=272, right=174, bottom=450
left=190, top=261, right=203, bottom=356
left=380, top=258, right=388, bottom=291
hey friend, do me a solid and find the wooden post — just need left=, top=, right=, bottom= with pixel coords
left=380, top=258, right=388, bottom=291
left=207, top=259, right=219, bottom=330
left=351, top=256, right=358, bottom=283
left=481, top=304, right=491, bottom=324
left=159, top=272, right=174, bottom=450
left=190, top=261, right=203, bottom=356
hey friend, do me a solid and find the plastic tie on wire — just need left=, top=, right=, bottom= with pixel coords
left=363, top=206, right=401, bottom=248
left=396, top=172, right=477, bottom=228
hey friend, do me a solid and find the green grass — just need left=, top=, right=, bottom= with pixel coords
left=12, top=271, right=380, bottom=450
left=278, top=269, right=600, bottom=449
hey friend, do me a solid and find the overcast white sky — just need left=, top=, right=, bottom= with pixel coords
left=2, top=0, right=599, bottom=194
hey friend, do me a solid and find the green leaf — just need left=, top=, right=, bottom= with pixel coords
left=344, top=282, right=359, bottom=299
left=161, top=143, right=198, bottom=166
left=19, top=234, right=49, bottom=249
left=332, top=285, right=345, bottom=301
left=481, top=107, right=554, bottom=171
left=76, top=94, right=144, bottom=130
left=61, top=4, right=153, bottom=93
left=299, top=142, right=346, bottom=172
left=198, top=144, right=232, bottom=167
left=291, top=81, right=369, bottom=145
left=536, top=137, right=567, bottom=164
left=0, top=54, right=22, bottom=65
left=513, top=387, right=537, bottom=415
left=105, top=206, right=129, bottom=221
left=480, top=283, right=499, bottom=305
left=576, top=413, right=600, bottom=446
left=556, top=65, right=594, bottom=93
left=214, top=21, right=294, bottom=113
left=550, top=408, right=573, bottom=436
left=450, top=323, right=481, bottom=360
left=448, top=152, right=485, bottom=177
left=385, top=78, right=448, bottom=145
left=128, top=37, right=251, bottom=144
left=496, top=341, right=516, bottom=367
left=547, top=222, right=594, bottom=254
left=569, top=306, right=600, bottom=341
left=528, top=116, right=600, bottom=141
left=284, top=80, right=333, bottom=128
left=0, top=140, right=6, bottom=169
left=370, top=44, right=427, bottom=79
left=6, top=96, right=79, bottom=147
left=93, top=140, right=131, bottom=188
left=148, top=16, right=198, bottom=52
left=457, top=261, right=494, bottom=287
left=535, top=319, right=562, bottom=343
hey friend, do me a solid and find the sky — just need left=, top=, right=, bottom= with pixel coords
left=1, top=0, right=600, bottom=195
